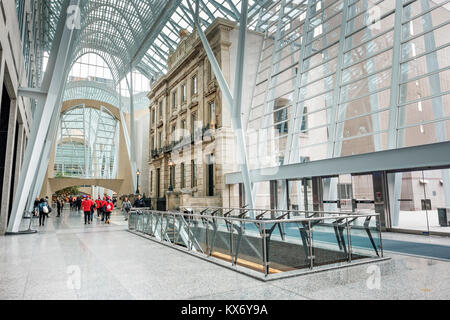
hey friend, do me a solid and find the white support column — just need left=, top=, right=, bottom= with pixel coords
left=126, top=74, right=138, bottom=192
left=7, top=0, right=80, bottom=233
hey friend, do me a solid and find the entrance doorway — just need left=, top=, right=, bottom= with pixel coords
left=388, top=168, right=450, bottom=235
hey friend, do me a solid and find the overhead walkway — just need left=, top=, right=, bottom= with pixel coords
left=128, top=207, right=388, bottom=280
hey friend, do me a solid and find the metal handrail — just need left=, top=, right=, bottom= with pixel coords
left=132, top=208, right=379, bottom=224
left=180, top=206, right=359, bottom=216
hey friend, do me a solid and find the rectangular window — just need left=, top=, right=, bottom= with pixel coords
left=191, top=112, right=197, bottom=135
left=172, top=124, right=176, bottom=141
left=151, top=108, right=155, bottom=124
left=191, top=160, right=197, bottom=187
left=158, top=131, right=162, bottom=148
left=181, top=163, right=185, bottom=188
left=301, top=107, right=308, bottom=132
left=208, top=101, right=215, bottom=125
left=159, top=100, right=163, bottom=120
left=192, top=75, right=198, bottom=95
left=172, top=91, right=177, bottom=111
left=181, top=119, right=187, bottom=139
left=182, top=84, right=187, bottom=102
left=150, top=171, right=153, bottom=192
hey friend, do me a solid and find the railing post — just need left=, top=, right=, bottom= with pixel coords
left=160, top=213, right=163, bottom=242
left=173, top=214, right=176, bottom=245
left=346, top=217, right=352, bottom=263
left=230, top=219, right=234, bottom=266
left=308, top=220, right=313, bottom=269
left=188, top=214, right=191, bottom=251
left=262, top=223, right=268, bottom=277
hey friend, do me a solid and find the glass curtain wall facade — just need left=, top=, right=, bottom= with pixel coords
left=247, top=0, right=450, bottom=167
left=55, top=106, right=119, bottom=179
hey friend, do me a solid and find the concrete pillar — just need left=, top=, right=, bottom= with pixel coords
left=0, top=99, right=18, bottom=234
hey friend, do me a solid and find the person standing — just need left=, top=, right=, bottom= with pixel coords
left=95, top=196, right=102, bottom=217
left=133, top=195, right=145, bottom=208
left=56, top=199, right=63, bottom=217
left=100, top=196, right=107, bottom=221
left=104, top=196, right=114, bottom=224
left=122, top=197, right=132, bottom=221
left=33, top=197, right=40, bottom=216
left=81, top=195, right=94, bottom=225
left=37, top=198, right=52, bottom=227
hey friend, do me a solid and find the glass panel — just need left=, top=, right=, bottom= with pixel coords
left=189, top=215, right=208, bottom=253
left=423, top=169, right=450, bottom=234
left=268, top=221, right=311, bottom=272
left=311, top=216, right=349, bottom=267
left=349, top=215, right=382, bottom=258
left=232, top=221, right=264, bottom=274
left=388, top=171, right=430, bottom=233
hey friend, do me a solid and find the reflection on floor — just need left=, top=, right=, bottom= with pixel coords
left=0, top=208, right=449, bottom=300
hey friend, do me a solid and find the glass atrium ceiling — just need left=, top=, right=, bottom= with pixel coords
left=40, top=0, right=285, bottom=85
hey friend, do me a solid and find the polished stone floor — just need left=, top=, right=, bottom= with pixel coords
left=0, top=208, right=449, bottom=300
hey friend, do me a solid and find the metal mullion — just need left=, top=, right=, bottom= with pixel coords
left=300, top=67, right=338, bottom=88
left=342, top=45, right=393, bottom=70
left=400, top=42, right=450, bottom=65
left=397, top=116, right=450, bottom=131
left=325, top=0, right=351, bottom=158
left=398, top=89, right=450, bottom=107
left=347, top=0, right=385, bottom=20
left=303, top=39, right=340, bottom=61
left=340, top=65, right=393, bottom=87
left=298, top=88, right=335, bottom=104
left=336, top=106, right=391, bottom=124
left=304, top=23, right=342, bottom=47
left=345, top=9, right=396, bottom=39
left=400, top=20, right=450, bottom=45
left=401, top=0, right=450, bottom=24
left=340, top=85, right=391, bottom=105
left=343, top=27, right=394, bottom=54
left=336, top=129, right=389, bottom=143
left=398, top=65, right=450, bottom=86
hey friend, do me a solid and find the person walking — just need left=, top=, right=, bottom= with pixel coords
left=37, top=198, right=52, bottom=227
left=100, top=196, right=107, bottom=221
left=56, top=199, right=63, bottom=217
left=81, top=195, right=94, bottom=225
left=95, top=196, right=102, bottom=217
left=104, top=196, right=114, bottom=224
left=33, top=197, right=40, bottom=216
left=122, top=197, right=132, bottom=221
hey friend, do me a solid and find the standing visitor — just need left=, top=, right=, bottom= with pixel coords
left=38, top=198, right=52, bottom=227
left=33, top=197, right=40, bottom=216
left=81, top=195, right=94, bottom=225
left=95, top=196, right=102, bottom=217
left=56, top=199, right=63, bottom=217
left=133, top=195, right=145, bottom=208
left=104, top=196, right=114, bottom=224
left=122, top=197, right=132, bottom=221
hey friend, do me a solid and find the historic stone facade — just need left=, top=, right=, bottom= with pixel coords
left=147, top=18, right=263, bottom=210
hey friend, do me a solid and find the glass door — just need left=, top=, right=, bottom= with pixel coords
left=388, top=170, right=433, bottom=234
left=423, top=169, right=450, bottom=234
left=351, top=174, right=376, bottom=214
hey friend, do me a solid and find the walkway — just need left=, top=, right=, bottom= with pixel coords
left=0, top=207, right=449, bottom=300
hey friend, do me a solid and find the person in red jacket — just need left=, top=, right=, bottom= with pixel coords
left=100, top=196, right=107, bottom=221
left=95, top=197, right=102, bottom=217
left=104, top=196, right=114, bottom=224
left=81, top=195, right=94, bottom=225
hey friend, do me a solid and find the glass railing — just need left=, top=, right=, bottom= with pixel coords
left=128, top=207, right=384, bottom=278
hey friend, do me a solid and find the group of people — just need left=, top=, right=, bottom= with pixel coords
left=33, top=193, right=146, bottom=227
left=81, top=195, right=115, bottom=224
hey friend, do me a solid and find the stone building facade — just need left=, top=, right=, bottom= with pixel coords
left=147, top=18, right=263, bottom=210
